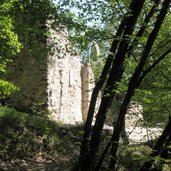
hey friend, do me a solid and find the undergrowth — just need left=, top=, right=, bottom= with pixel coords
left=0, top=106, right=83, bottom=170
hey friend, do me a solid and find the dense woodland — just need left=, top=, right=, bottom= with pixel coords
left=0, top=0, right=171, bottom=170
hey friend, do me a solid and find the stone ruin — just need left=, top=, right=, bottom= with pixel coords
left=125, top=102, right=162, bottom=143
left=5, top=13, right=162, bottom=144
left=6, top=14, right=94, bottom=124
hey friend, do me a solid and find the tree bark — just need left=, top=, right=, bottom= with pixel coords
left=109, top=1, right=171, bottom=169
left=79, top=0, right=146, bottom=170
left=95, top=1, right=163, bottom=168
left=78, top=14, right=127, bottom=170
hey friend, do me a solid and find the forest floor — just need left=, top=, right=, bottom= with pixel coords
left=0, top=106, right=84, bottom=171
left=0, top=106, right=168, bottom=171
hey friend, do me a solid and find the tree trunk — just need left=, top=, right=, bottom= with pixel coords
left=79, top=0, right=146, bottom=170
left=109, top=0, right=171, bottom=169
left=79, top=10, right=128, bottom=168
left=94, top=1, right=162, bottom=168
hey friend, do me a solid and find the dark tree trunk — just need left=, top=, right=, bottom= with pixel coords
left=109, top=1, right=170, bottom=170
left=78, top=13, right=127, bottom=171
left=94, top=1, right=163, bottom=168
left=153, top=135, right=171, bottom=171
left=76, top=0, right=171, bottom=170
left=78, top=0, right=146, bottom=170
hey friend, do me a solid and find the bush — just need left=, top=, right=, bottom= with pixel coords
left=118, top=145, right=152, bottom=171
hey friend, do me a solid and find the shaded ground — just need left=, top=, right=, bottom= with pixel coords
left=1, top=106, right=169, bottom=171
left=0, top=157, right=70, bottom=171
left=0, top=106, right=83, bottom=171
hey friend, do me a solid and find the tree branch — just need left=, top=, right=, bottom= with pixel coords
left=138, top=48, right=171, bottom=85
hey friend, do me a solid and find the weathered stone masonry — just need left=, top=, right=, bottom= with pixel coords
left=47, top=25, right=83, bottom=123
left=7, top=14, right=93, bottom=124
left=7, top=13, right=48, bottom=113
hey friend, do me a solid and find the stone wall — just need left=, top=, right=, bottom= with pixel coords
left=47, top=26, right=82, bottom=123
left=7, top=16, right=96, bottom=124
left=7, top=48, right=48, bottom=113
left=81, top=63, right=97, bottom=122
left=6, top=13, right=48, bottom=112
left=6, top=11, right=96, bottom=124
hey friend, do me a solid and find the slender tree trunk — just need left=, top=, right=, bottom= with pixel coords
left=127, top=0, right=161, bottom=57
left=78, top=0, right=146, bottom=170
left=109, top=83, right=136, bottom=169
left=94, top=1, right=162, bottom=168
left=79, top=9, right=129, bottom=168
left=109, top=1, right=171, bottom=169
left=153, top=135, right=171, bottom=171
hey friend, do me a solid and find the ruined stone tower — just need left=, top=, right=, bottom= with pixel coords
left=46, top=23, right=83, bottom=123
left=6, top=4, right=94, bottom=124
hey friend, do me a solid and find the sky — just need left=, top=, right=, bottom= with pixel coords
left=52, top=0, right=104, bottom=27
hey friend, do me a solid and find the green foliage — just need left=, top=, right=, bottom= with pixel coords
left=0, top=0, right=22, bottom=97
left=55, top=0, right=120, bottom=53
left=0, top=0, right=22, bottom=59
left=0, top=80, right=18, bottom=98
left=134, top=31, right=171, bottom=127
left=118, top=145, right=152, bottom=171
left=0, top=106, right=27, bottom=125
